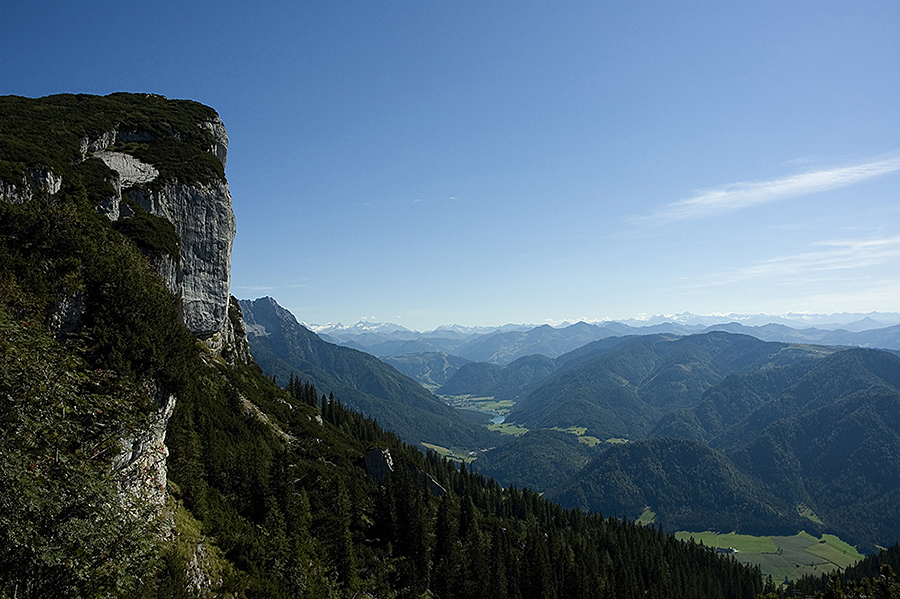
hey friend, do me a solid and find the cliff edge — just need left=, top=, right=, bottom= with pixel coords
left=0, top=92, right=236, bottom=339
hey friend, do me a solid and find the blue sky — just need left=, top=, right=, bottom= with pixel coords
left=3, top=1, right=899, bottom=330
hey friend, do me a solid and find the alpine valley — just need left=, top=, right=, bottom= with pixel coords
left=3, top=92, right=900, bottom=599
left=249, top=302, right=900, bottom=555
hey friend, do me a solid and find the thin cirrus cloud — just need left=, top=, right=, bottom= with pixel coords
left=635, top=155, right=900, bottom=224
left=691, top=235, right=900, bottom=287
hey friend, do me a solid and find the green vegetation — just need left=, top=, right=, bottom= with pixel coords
left=0, top=162, right=196, bottom=594
left=381, top=352, right=470, bottom=388
left=441, top=393, right=515, bottom=415
left=112, top=202, right=180, bottom=258
left=474, top=428, right=600, bottom=492
left=507, top=332, right=836, bottom=440
left=675, top=531, right=779, bottom=553
left=482, top=330, right=900, bottom=555
left=420, top=443, right=477, bottom=463
left=488, top=422, right=529, bottom=436
left=240, top=297, right=497, bottom=450
left=0, top=292, right=161, bottom=596
left=797, top=502, right=823, bottom=525
left=807, top=536, right=862, bottom=569
left=551, top=425, right=602, bottom=446
left=0, top=93, right=225, bottom=194
left=675, top=531, right=863, bottom=584
left=554, top=425, right=587, bottom=435
left=784, top=543, right=900, bottom=598
left=638, top=507, right=656, bottom=525
left=550, top=438, right=809, bottom=539
left=436, top=352, right=557, bottom=400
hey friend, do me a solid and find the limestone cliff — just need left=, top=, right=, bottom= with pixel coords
left=0, top=93, right=236, bottom=341
left=0, top=95, right=250, bottom=587
left=87, top=120, right=235, bottom=339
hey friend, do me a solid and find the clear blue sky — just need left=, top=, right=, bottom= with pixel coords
left=3, top=1, right=899, bottom=330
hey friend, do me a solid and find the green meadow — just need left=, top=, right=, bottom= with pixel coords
left=487, top=422, right=529, bottom=436
left=551, top=426, right=603, bottom=446
left=421, top=442, right=478, bottom=463
left=441, top=394, right=515, bottom=414
left=674, top=530, right=863, bottom=583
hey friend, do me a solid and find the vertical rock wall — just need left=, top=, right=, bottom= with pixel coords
left=90, top=115, right=236, bottom=339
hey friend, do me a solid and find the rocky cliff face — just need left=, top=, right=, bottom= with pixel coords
left=0, top=94, right=236, bottom=341
left=0, top=93, right=248, bottom=541
left=113, top=382, right=177, bottom=510
left=91, top=119, right=236, bottom=339
left=0, top=93, right=256, bottom=593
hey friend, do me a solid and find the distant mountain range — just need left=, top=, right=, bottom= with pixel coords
left=311, top=311, right=900, bottom=335
left=306, top=313, right=900, bottom=365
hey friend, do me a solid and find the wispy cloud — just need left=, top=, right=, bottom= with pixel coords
left=635, top=155, right=900, bottom=224
left=688, top=235, right=900, bottom=288
left=736, top=235, right=900, bottom=279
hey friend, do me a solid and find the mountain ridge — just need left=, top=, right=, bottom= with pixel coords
left=308, top=315, right=900, bottom=367
left=239, top=296, right=497, bottom=450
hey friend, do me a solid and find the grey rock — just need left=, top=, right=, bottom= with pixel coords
left=79, top=130, right=118, bottom=160
left=94, top=150, right=159, bottom=187
left=205, top=296, right=254, bottom=366
left=113, top=381, right=176, bottom=510
left=201, top=116, right=229, bottom=168
left=29, top=166, right=62, bottom=196
left=97, top=194, right=135, bottom=222
left=89, top=121, right=236, bottom=339
left=6, top=115, right=236, bottom=339
left=0, top=166, right=63, bottom=204
left=149, top=253, right=184, bottom=311
left=48, top=292, right=86, bottom=340
left=365, top=447, right=395, bottom=485
left=126, top=181, right=235, bottom=337
left=0, top=179, right=25, bottom=204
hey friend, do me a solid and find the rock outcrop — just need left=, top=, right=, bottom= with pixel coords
left=0, top=166, right=63, bottom=204
left=113, top=382, right=177, bottom=510
left=0, top=93, right=252, bottom=593
left=89, top=124, right=236, bottom=339
left=126, top=180, right=235, bottom=337
left=0, top=97, right=236, bottom=341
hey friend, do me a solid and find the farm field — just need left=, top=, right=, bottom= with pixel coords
left=674, top=530, right=863, bottom=584
left=550, top=426, right=603, bottom=446
left=441, top=394, right=516, bottom=415
left=488, top=422, right=529, bottom=435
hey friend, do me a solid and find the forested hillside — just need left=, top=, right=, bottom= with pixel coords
left=381, top=352, right=471, bottom=388
left=238, top=297, right=496, bottom=450
left=783, top=544, right=900, bottom=598
left=547, top=438, right=808, bottom=536
left=486, top=336, right=900, bottom=552
left=506, top=331, right=829, bottom=439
